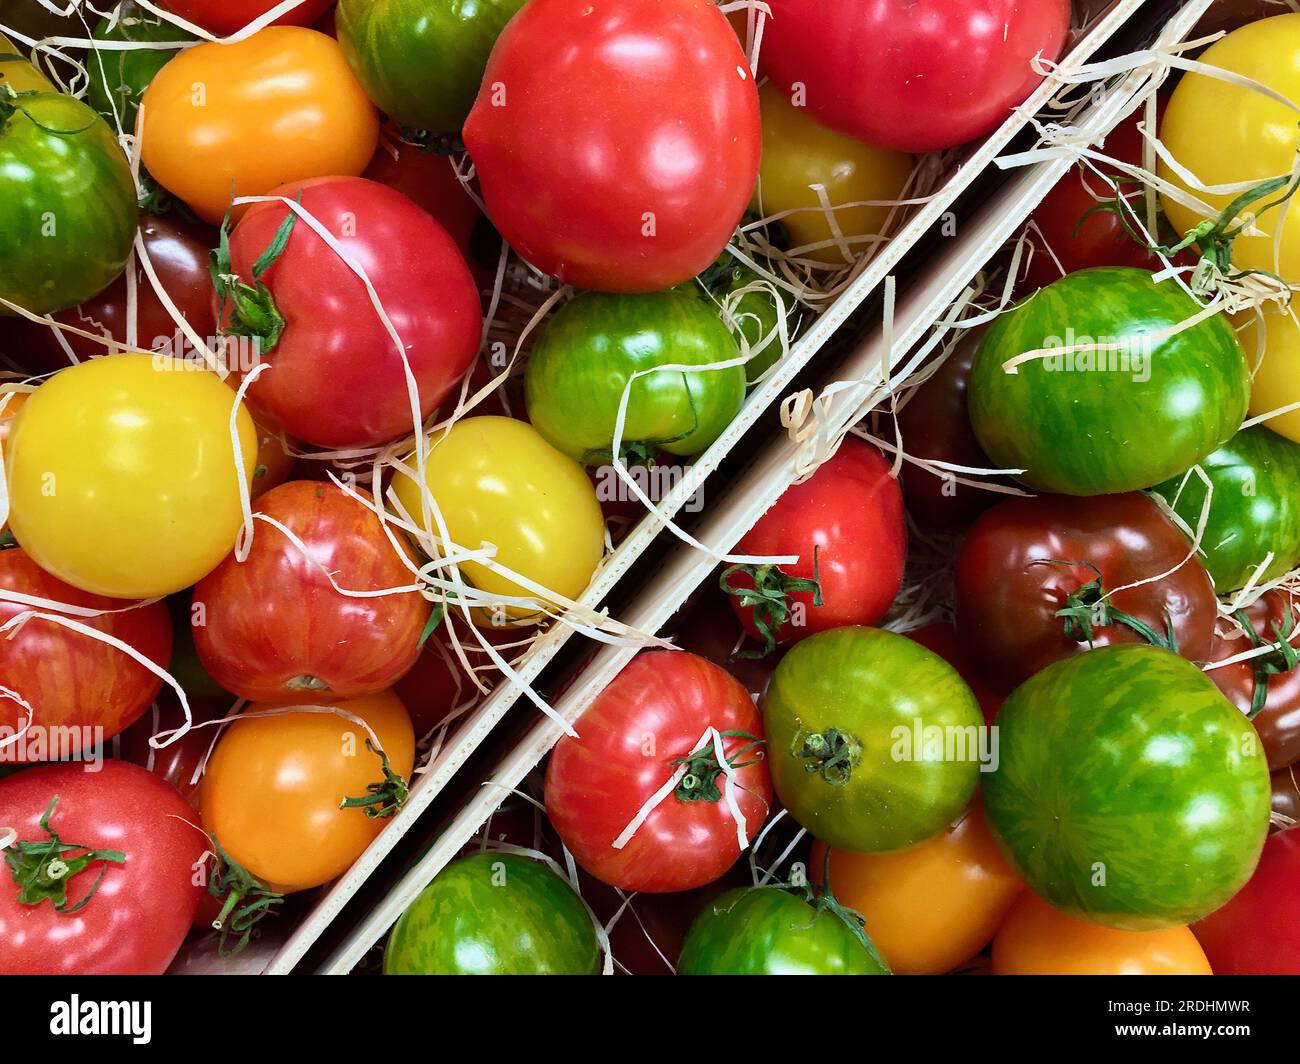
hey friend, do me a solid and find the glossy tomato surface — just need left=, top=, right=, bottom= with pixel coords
left=1194, top=828, right=1300, bottom=974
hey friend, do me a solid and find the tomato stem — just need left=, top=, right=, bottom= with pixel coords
left=1029, top=558, right=1178, bottom=652
left=1234, top=606, right=1300, bottom=719
left=792, top=726, right=860, bottom=787
left=671, top=729, right=764, bottom=803
left=206, top=838, right=285, bottom=956
left=719, top=546, right=824, bottom=657
left=3, top=796, right=125, bottom=913
left=339, top=739, right=409, bottom=819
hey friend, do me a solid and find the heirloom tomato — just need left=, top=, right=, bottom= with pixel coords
left=955, top=492, right=1219, bottom=691
left=86, top=3, right=193, bottom=134
left=1239, top=304, right=1300, bottom=446
left=193, top=481, right=431, bottom=703
left=141, top=27, right=379, bottom=224
left=984, top=645, right=1271, bottom=929
left=201, top=689, right=415, bottom=892
left=463, top=0, right=760, bottom=292
left=384, top=852, right=601, bottom=975
left=524, top=291, right=745, bottom=464
left=969, top=268, right=1249, bottom=495
left=7, top=354, right=258, bottom=599
left=763, top=627, right=982, bottom=852
left=161, top=0, right=335, bottom=35
left=545, top=651, right=772, bottom=894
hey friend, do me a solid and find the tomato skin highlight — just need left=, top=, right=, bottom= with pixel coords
left=545, top=651, right=773, bottom=894
left=463, top=0, right=760, bottom=292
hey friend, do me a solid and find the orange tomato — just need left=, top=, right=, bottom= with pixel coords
left=141, top=27, right=379, bottom=224
left=812, top=806, right=1022, bottom=974
left=200, top=689, right=415, bottom=893
left=993, top=892, right=1213, bottom=975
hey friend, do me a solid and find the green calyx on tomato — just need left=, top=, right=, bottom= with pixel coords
left=1032, top=558, right=1177, bottom=651
left=205, top=838, right=285, bottom=956
left=671, top=729, right=764, bottom=803
left=792, top=726, right=861, bottom=786
left=1235, top=606, right=1300, bottom=720
left=1168, top=171, right=1300, bottom=286
left=4, top=797, right=125, bottom=913
left=719, top=547, right=823, bottom=657
left=210, top=197, right=301, bottom=355
left=338, top=739, right=411, bottom=820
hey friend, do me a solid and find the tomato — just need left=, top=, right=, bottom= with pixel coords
left=677, top=886, right=887, bottom=975
left=337, top=0, right=525, bottom=135
left=193, top=481, right=430, bottom=702
left=760, top=0, right=1070, bottom=153
left=1239, top=305, right=1300, bottom=446
left=1160, top=14, right=1300, bottom=281
left=141, top=27, right=379, bottom=225
left=525, top=291, right=745, bottom=465
left=384, top=852, right=601, bottom=974
left=119, top=689, right=229, bottom=807
left=0, top=761, right=205, bottom=974
left=0, top=32, right=55, bottom=94
left=161, top=0, right=336, bottom=37
left=985, top=644, right=1271, bottom=929
left=249, top=417, right=295, bottom=499
left=463, top=0, right=760, bottom=292
left=724, top=439, right=905, bottom=650
left=904, top=623, right=1003, bottom=726
left=969, top=268, right=1249, bottom=495
left=86, top=3, right=193, bottom=135
left=0, top=91, right=136, bottom=316
left=220, top=176, right=480, bottom=449
left=763, top=627, right=982, bottom=852
left=954, top=492, right=1219, bottom=691
left=0, top=548, right=172, bottom=759
left=672, top=586, right=778, bottom=702
left=1194, top=828, right=1300, bottom=974
left=993, top=892, right=1211, bottom=975
left=393, top=417, right=605, bottom=614
left=753, top=83, right=912, bottom=265
left=706, top=263, right=794, bottom=384
left=544, top=651, right=772, bottom=894
left=7, top=354, right=258, bottom=599
left=201, top=689, right=414, bottom=892
left=1274, top=765, right=1300, bottom=827
left=812, top=805, right=1022, bottom=975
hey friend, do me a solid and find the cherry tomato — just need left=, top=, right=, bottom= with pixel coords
left=161, top=0, right=336, bottom=36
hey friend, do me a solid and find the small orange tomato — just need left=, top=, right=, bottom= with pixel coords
left=812, top=805, right=1023, bottom=974
left=200, top=689, right=415, bottom=893
left=992, top=893, right=1213, bottom=975
left=141, top=27, right=379, bottom=224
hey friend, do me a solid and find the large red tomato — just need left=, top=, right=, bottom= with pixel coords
left=724, top=438, right=905, bottom=651
left=219, top=177, right=481, bottom=448
left=192, top=481, right=431, bottom=703
left=760, top=0, right=1071, bottom=152
left=462, top=0, right=760, bottom=292
left=955, top=492, right=1219, bottom=691
left=1194, top=828, right=1300, bottom=974
left=0, top=760, right=205, bottom=974
left=544, top=651, right=773, bottom=894
left=162, top=0, right=335, bottom=36
left=0, top=548, right=172, bottom=760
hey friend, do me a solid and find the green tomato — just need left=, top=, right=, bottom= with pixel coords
left=1151, top=424, right=1300, bottom=592
left=715, top=265, right=794, bottom=384
left=337, top=0, right=526, bottom=136
left=762, top=626, right=983, bottom=853
left=383, top=853, right=601, bottom=975
left=0, top=91, right=137, bottom=315
left=86, top=2, right=193, bottom=135
left=969, top=267, right=1249, bottom=495
left=984, top=644, right=1270, bottom=930
left=677, top=887, right=888, bottom=975
left=525, top=290, right=746, bottom=464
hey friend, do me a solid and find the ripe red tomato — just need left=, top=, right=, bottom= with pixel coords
left=544, top=651, right=773, bottom=893
left=463, top=0, right=760, bottom=292
left=1194, top=828, right=1300, bottom=974
left=0, top=548, right=172, bottom=759
left=905, top=622, right=1004, bottom=726
left=192, top=481, right=431, bottom=703
left=956, top=492, right=1219, bottom=691
left=724, top=438, right=905, bottom=650
left=760, top=0, right=1071, bottom=152
left=162, top=0, right=335, bottom=36
left=220, top=176, right=481, bottom=449
left=0, top=760, right=205, bottom=974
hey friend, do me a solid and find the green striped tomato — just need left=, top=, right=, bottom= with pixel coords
left=985, top=644, right=1271, bottom=929
left=762, top=626, right=983, bottom=852
left=383, top=853, right=601, bottom=975
left=969, top=268, right=1249, bottom=496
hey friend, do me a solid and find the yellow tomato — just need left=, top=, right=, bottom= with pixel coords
left=201, top=689, right=415, bottom=893
left=7, top=353, right=257, bottom=598
left=0, top=33, right=55, bottom=94
left=141, top=27, right=379, bottom=224
left=753, top=82, right=913, bottom=265
left=993, top=892, right=1213, bottom=975
left=393, top=416, right=605, bottom=617
left=1238, top=304, right=1300, bottom=444
left=1160, top=14, right=1300, bottom=280
left=812, top=805, right=1023, bottom=974
left=0, top=390, right=26, bottom=532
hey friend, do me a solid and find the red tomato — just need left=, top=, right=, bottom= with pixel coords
left=463, top=0, right=760, bottom=292
left=672, top=586, right=780, bottom=702
left=955, top=493, right=1219, bottom=691
left=544, top=651, right=773, bottom=893
left=118, top=690, right=231, bottom=807
left=192, top=481, right=431, bottom=703
left=760, top=0, right=1071, bottom=152
left=0, top=760, right=205, bottom=974
left=162, top=0, right=335, bottom=36
left=725, top=438, right=906, bottom=650
left=0, top=548, right=172, bottom=760
left=905, top=622, right=1004, bottom=727
left=220, top=176, right=481, bottom=449
left=1194, top=828, right=1300, bottom=974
